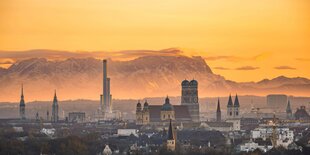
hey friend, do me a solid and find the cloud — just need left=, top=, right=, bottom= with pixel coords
left=274, top=66, right=296, bottom=70
left=205, top=52, right=269, bottom=62
left=0, top=48, right=183, bottom=64
left=235, top=66, right=260, bottom=70
left=296, top=58, right=310, bottom=62
left=205, top=56, right=238, bottom=61
left=213, top=67, right=231, bottom=70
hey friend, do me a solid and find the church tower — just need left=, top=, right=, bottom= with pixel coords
left=181, top=79, right=200, bottom=122
left=52, top=90, right=59, bottom=123
left=286, top=100, right=293, bottom=119
left=19, top=84, right=26, bottom=120
left=166, top=119, right=176, bottom=151
left=233, top=94, right=240, bottom=118
left=142, top=100, right=150, bottom=125
left=216, top=98, right=221, bottom=122
left=227, top=94, right=233, bottom=118
left=136, top=101, right=143, bottom=125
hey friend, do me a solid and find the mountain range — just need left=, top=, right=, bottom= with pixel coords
left=1, top=53, right=310, bottom=102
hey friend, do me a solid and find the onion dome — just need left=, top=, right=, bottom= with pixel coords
left=136, top=100, right=142, bottom=111
left=189, top=79, right=198, bottom=86
left=162, top=96, right=173, bottom=111
left=143, top=100, right=149, bottom=111
left=181, top=80, right=190, bottom=86
left=227, top=94, right=233, bottom=107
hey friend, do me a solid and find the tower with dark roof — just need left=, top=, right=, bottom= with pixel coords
left=52, top=90, right=59, bottom=123
left=286, top=100, right=293, bottom=119
left=142, top=100, right=150, bottom=124
left=166, top=119, right=175, bottom=151
left=19, top=84, right=26, bottom=120
left=216, top=98, right=221, bottom=122
left=181, top=79, right=200, bottom=122
left=227, top=94, right=233, bottom=118
left=234, top=94, right=240, bottom=117
left=136, top=100, right=143, bottom=125
left=161, top=96, right=175, bottom=121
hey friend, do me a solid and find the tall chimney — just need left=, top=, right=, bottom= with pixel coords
left=103, top=60, right=107, bottom=113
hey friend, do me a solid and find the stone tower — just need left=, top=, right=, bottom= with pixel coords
left=136, top=101, right=143, bottom=125
left=227, top=94, right=233, bottom=118
left=167, top=119, right=176, bottom=151
left=216, top=98, right=221, bottom=122
left=142, top=100, right=150, bottom=125
left=181, top=79, right=200, bottom=122
left=19, top=84, right=26, bottom=120
left=52, top=90, right=59, bottom=123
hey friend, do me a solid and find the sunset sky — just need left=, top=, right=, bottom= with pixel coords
left=0, top=0, right=310, bottom=82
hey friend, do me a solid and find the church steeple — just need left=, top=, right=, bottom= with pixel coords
left=19, top=84, right=26, bottom=120
left=166, top=119, right=176, bottom=151
left=216, top=98, right=221, bottom=122
left=227, top=94, right=233, bottom=107
left=234, top=94, right=240, bottom=107
left=53, top=90, right=57, bottom=102
left=52, top=90, right=59, bottom=123
left=286, top=100, right=292, bottom=119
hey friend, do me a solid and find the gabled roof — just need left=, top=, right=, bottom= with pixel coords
left=148, top=105, right=192, bottom=122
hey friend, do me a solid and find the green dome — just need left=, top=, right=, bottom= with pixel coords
left=162, top=96, right=173, bottom=111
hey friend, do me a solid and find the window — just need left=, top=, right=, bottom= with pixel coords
left=168, top=114, right=170, bottom=118
left=236, top=112, right=239, bottom=116
left=230, top=112, right=232, bottom=116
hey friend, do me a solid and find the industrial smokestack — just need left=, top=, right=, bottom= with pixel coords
left=103, top=60, right=107, bottom=113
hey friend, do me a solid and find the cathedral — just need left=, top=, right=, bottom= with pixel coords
left=136, top=79, right=199, bottom=125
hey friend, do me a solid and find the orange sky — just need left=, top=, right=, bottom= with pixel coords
left=0, top=0, right=310, bottom=82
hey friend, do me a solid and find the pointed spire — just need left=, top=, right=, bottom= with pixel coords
left=234, top=94, right=240, bottom=107
left=227, top=94, right=233, bottom=107
left=53, top=89, right=58, bottom=103
left=21, top=84, right=24, bottom=98
left=167, top=119, right=174, bottom=140
left=217, top=98, right=221, bottom=112
left=286, top=100, right=292, bottom=113
left=20, top=84, right=25, bottom=106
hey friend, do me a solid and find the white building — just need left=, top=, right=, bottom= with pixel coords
left=251, top=127, right=294, bottom=149
left=240, top=141, right=273, bottom=153
left=117, top=129, right=138, bottom=137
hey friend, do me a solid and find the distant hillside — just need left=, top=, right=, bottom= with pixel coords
left=1, top=50, right=310, bottom=102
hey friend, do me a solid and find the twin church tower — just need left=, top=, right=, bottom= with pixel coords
left=19, top=85, right=59, bottom=122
